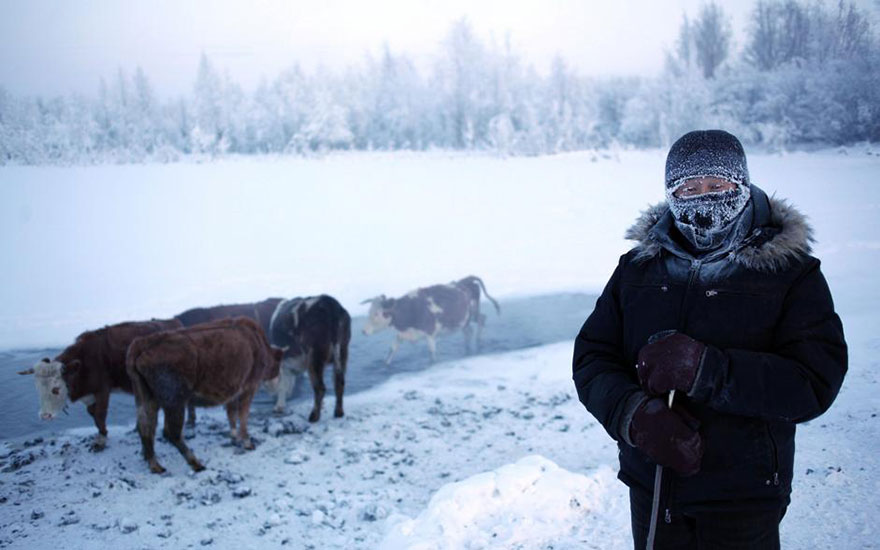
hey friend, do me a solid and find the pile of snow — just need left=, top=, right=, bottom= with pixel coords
left=381, top=456, right=620, bottom=550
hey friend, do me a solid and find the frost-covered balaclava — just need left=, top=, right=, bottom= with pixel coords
left=665, top=130, right=751, bottom=251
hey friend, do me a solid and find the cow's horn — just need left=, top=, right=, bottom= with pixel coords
left=360, top=297, right=376, bottom=305
left=17, top=368, right=35, bottom=375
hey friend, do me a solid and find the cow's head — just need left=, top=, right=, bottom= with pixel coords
left=18, top=358, right=71, bottom=420
left=263, top=345, right=287, bottom=383
left=361, top=295, right=392, bottom=336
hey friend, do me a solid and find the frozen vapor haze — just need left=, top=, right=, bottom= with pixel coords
left=0, top=1, right=756, bottom=97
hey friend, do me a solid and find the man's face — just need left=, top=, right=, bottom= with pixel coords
left=673, top=176, right=737, bottom=198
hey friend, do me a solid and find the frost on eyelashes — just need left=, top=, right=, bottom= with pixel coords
left=666, top=183, right=751, bottom=230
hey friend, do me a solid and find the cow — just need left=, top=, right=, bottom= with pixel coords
left=361, top=275, right=501, bottom=365
left=266, top=295, right=351, bottom=421
left=126, top=317, right=284, bottom=474
left=16, top=318, right=186, bottom=451
left=175, top=298, right=282, bottom=336
left=176, top=298, right=311, bottom=400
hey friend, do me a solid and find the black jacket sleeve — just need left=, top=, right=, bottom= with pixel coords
left=688, top=258, right=848, bottom=422
left=572, top=256, right=643, bottom=441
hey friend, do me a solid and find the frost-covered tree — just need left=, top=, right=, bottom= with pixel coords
left=692, top=2, right=732, bottom=78
left=192, top=53, right=227, bottom=154
left=665, top=15, right=697, bottom=76
left=131, top=67, right=160, bottom=155
left=435, top=17, right=491, bottom=148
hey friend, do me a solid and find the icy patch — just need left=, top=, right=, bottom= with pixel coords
left=380, top=455, right=617, bottom=549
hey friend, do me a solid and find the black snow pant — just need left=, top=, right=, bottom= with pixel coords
left=630, top=487, right=786, bottom=550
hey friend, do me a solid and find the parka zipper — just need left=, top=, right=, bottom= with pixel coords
left=765, top=424, right=780, bottom=487
left=676, top=260, right=703, bottom=330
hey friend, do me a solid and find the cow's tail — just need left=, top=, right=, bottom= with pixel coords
left=337, top=308, right=352, bottom=370
left=468, top=276, right=501, bottom=315
left=125, top=338, right=156, bottom=405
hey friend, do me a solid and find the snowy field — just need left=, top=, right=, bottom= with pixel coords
left=1, top=149, right=879, bottom=549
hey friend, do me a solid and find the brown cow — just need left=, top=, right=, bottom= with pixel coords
left=126, top=317, right=283, bottom=474
left=361, top=276, right=500, bottom=365
left=17, top=319, right=185, bottom=451
left=176, top=298, right=309, bottom=401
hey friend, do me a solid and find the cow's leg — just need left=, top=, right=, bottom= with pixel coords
left=236, top=390, right=257, bottom=450
left=476, top=312, right=487, bottom=351
left=426, top=335, right=437, bottom=363
left=306, top=350, right=325, bottom=423
left=225, top=401, right=238, bottom=439
left=185, top=402, right=197, bottom=438
left=164, top=405, right=204, bottom=472
left=136, top=395, right=165, bottom=474
left=273, top=365, right=292, bottom=414
left=463, top=323, right=474, bottom=355
left=386, top=335, right=402, bottom=365
left=332, top=343, right=347, bottom=418
left=86, top=389, right=110, bottom=452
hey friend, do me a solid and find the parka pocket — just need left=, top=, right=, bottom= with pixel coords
left=764, top=423, right=781, bottom=487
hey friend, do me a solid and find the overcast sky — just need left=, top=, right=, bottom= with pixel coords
left=0, top=0, right=836, bottom=98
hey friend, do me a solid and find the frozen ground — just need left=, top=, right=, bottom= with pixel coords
left=0, top=331, right=877, bottom=549
left=1, top=149, right=879, bottom=548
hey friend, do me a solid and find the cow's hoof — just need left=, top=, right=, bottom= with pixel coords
left=308, top=411, right=320, bottom=423
left=89, top=439, right=107, bottom=453
left=242, top=440, right=255, bottom=451
left=273, top=406, right=286, bottom=416
left=190, top=461, right=206, bottom=472
left=184, top=427, right=196, bottom=440
left=334, top=409, right=344, bottom=418
left=149, top=462, right=166, bottom=475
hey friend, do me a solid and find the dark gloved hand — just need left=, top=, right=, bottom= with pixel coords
left=629, top=397, right=703, bottom=476
left=637, top=332, right=706, bottom=396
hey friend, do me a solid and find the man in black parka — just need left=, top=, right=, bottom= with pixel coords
left=572, top=130, right=847, bottom=549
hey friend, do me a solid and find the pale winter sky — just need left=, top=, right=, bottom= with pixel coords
left=0, top=0, right=873, bottom=98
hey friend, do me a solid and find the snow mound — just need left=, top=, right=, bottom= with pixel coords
left=380, top=455, right=618, bottom=550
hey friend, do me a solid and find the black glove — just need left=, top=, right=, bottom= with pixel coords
left=637, top=332, right=706, bottom=396
left=629, top=396, right=703, bottom=476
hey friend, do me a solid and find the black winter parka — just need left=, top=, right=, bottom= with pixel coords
left=572, top=186, right=847, bottom=510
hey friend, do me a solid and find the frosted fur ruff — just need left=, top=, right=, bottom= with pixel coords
left=625, top=195, right=814, bottom=272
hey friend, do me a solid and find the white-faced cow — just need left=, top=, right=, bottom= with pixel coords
left=362, top=275, right=500, bottom=365
left=17, top=319, right=186, bottom=451
left=266, top=295, right=351, bottom=421
left=126, top=317, right=284, bottom=474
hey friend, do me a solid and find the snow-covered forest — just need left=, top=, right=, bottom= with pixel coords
left=1, top=0, right=878, bottom=165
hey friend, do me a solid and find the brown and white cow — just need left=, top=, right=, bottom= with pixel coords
left=361, top=276, right=500, bottom=365
left=17, top=318, right=186, bottom=451
left=126, top=317, right=284, bottom=474
left=266, top=295, right=351, bottom=420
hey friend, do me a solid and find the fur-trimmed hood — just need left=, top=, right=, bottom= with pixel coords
left=625, top=186, right=814, bottom=272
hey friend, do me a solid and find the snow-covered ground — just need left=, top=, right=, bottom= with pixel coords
left=0, top=332, right=877, bottom=549
left=1, top=149, right=879, bottom=548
